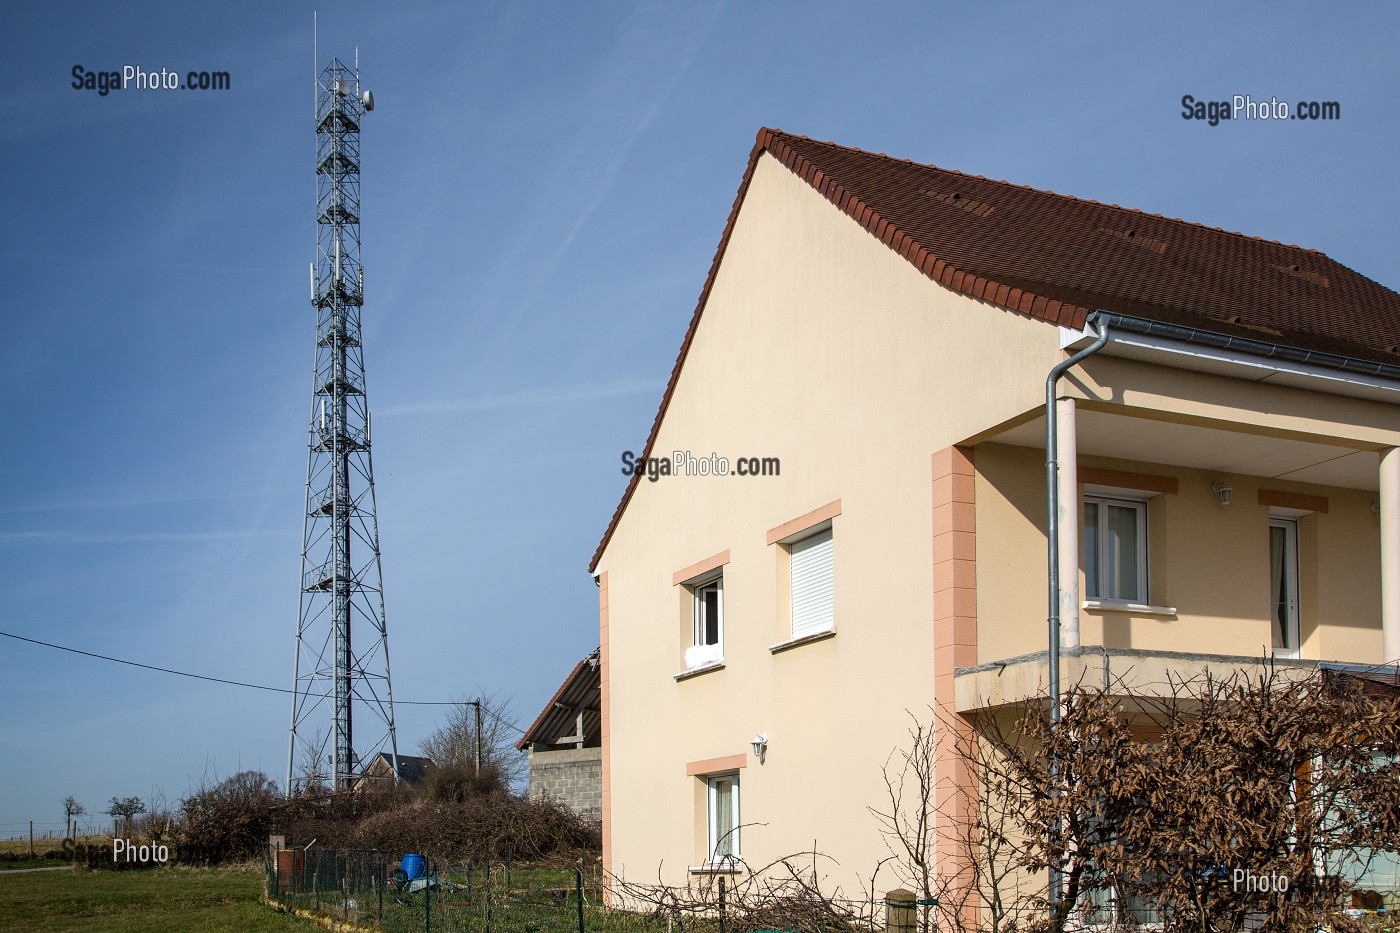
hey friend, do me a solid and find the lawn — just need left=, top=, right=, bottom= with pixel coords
left=0, top=864, right=316, bottom=933
left=0, top=857, right=70, bottom=870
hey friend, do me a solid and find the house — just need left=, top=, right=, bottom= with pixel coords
left=589, top=128, right=1400, bottom=902
left=518, top=648, right=602, bottom=821
left=356, top=752, right=434, bottom=788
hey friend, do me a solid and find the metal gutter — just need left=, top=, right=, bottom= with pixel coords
left=1092, top=311, right=1400, bottom=382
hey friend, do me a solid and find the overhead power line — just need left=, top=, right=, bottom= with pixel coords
left=0, top=629, right=524, bottom=730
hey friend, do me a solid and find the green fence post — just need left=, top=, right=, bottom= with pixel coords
left=425, top=852, right=432, bottom=933
left=576, top=865, right=587, bottom=933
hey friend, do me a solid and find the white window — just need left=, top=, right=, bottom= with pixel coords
left=707, top=772, right=740, bottom=863
left=684, top=571, right=723, bottom=670
left=789, top=528, right=834, bottom=638
left=1269, top=518, right=1300, bottom=658
left=1083, top=496, right=1147, bottom=602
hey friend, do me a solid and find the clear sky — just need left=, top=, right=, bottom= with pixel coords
left=2, top=1, right=1398, bottom=834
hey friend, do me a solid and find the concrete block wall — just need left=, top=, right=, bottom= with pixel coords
left=528, top=746, right=602, bottom=821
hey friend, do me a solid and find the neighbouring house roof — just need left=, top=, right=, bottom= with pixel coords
left=364, top=752, right=435, bottom=785
left=589, top=127, right=1400, bottom=572
left=517, top=648, right=601, bottom=752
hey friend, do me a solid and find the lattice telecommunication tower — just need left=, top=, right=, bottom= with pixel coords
left=287, top=57, right=400, bottom=792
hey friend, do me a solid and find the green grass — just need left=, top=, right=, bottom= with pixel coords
left=0, top=857, right=70, bottom=870
left=0, top=864, right=316, bottom=933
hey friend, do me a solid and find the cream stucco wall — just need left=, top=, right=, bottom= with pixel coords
left=594, top=153, right=1066, bottom=895
left=975, top=443, right=1387, bottom=669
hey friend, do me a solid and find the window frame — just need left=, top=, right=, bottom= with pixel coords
left=691, top=570, right=723, bottom=650
left=1083, top=494, right=1149, bottom=604
left=706, top=771, right=741, bottom=865
left=681, top=569, right=724, bottom=672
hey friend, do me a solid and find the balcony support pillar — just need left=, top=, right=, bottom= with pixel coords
left=1057, top=398, right=1081, bottom=651
left=1382, top=447, right=1400, bottom=663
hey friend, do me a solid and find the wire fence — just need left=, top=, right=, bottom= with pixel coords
left=264, top=849, right=884, bottom=933
left=1, top=819, right=145, bottom=842
left=266, top=849, right=641, bottom=933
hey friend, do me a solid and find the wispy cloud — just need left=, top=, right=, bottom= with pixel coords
left=377, top=377, right=662, bottom=416
left=0, top=250, right=276, bottom=275
left=0, top=529, right=281, bottom=545
left=0, top=490, right=241, bottom=516
left=481, top=3, right=729, bottom=348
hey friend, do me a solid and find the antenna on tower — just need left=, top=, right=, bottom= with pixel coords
left=288, top=52, right=399, bottom=794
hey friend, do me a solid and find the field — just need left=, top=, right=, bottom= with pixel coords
left=0, top=864, right=314, bottom=933
left=0, top=835, right=77, bottom=871
left=0, top=836, right=73, bottom=857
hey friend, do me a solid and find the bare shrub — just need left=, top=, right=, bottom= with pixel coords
left=910, top=665, right=1400, bottom=933
left=423, top=760, right=507, bottom=802
left=272, top=779, right=597, bottom=863
left=179, top=770, right=281, bottom=864
left=612, top=848, right=880, bottom=933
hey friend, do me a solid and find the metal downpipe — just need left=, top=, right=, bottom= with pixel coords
left=1044, top=314, right=1109, bottom=911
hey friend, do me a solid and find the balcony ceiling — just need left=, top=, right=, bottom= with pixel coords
left=992, top=411, right=1381, bottom=491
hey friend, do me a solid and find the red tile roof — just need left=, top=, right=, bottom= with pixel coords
left=762, top=130, right=1400, bottom=360
left=589, top=128, right=1400, bottom=572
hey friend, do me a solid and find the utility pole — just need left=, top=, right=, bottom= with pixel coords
left=472, top=700, right=483, bottom=775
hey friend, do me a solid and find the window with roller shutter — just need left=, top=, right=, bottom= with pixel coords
left=789, top=528, right=834, bottom=638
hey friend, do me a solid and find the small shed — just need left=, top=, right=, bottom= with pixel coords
left=517, top=648, right=601, bottom=820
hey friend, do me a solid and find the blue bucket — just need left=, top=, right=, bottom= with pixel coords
left=401, top=853, right=426, bottom=880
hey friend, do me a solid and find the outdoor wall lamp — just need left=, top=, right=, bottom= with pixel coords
left=1211, top=482, right=1233, bottom=506
left=751, top=733, right=768, bottom=763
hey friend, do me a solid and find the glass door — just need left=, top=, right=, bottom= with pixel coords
left=1269, top=519, right=1300, bottom=658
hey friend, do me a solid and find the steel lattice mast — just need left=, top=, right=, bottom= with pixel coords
left=287, top=57, right=399, bottom=793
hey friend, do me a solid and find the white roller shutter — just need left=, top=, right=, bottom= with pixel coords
left=789, top=528, right=834, bottom=638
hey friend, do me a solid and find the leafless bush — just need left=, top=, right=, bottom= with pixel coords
left=611, top=847, right=881, bottom=933
left=179, top=770, right=282, bottom=864
left=900, top=665, right=1400, bottom=933
left=872, top=707, right=1039, bottom=933
left=423, top=760, right=508, bottom=802
left=275, top=787, right=597, bottom=862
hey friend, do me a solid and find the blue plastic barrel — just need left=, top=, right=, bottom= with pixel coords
left=401, top=853, right=426, bottom=880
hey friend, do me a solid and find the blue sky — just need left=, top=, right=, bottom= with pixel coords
left=2, top=1, right=1398, bottom=833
